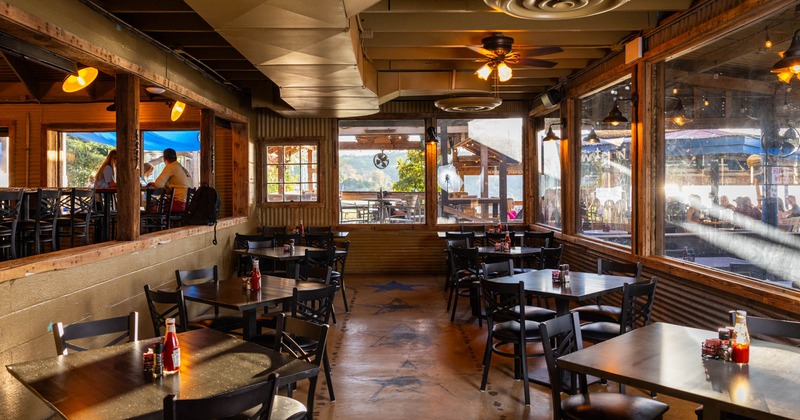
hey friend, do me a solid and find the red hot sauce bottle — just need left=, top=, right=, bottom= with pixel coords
left=163, top=317, right=181, bottom=374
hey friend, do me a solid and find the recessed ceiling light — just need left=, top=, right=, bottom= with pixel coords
left=145, top=86, right=166, bottom=95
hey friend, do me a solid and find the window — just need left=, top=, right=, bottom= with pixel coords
left=0, top=127, right=10, bottom=187
left=59, top=131, right=200, bottom=188
left=261, top=141, right=319, bottom=203
left=660, top=5, right=799, bottom=288
left=579, top=79, right=633, bottom=245
left=436, top=118, right=524, bottom=225
left=337, top=120, right=425, bottom=224
left=537, top=114, right=562, bottom=228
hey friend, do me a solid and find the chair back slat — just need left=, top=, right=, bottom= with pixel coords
left=482, top=260, right=514, bottom=279
left=540, top=312, right=585, bottom=414
left=446, top=231, right=475, bottom=247
left=598, top=259, right=642, bottom=280
left=144, top=285, right=190, bottom=335
left=727, top=310, right=800, bottom=339
left=539, top=245, right=563, bottom=269
left=305, top=232, right=334, bottom=248
left=53, top=312, right=139, bottom=356
left=163, top=373, right=279, bottom=420
left=292, top=285, right=336, bottom=324
left=618, top=277, right=658, bottom=334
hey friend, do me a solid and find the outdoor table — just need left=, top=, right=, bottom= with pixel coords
left=558, top=322, right=800, bottom=420
left=183, top=275, right=327, bottom=339
left=6, top=328, right=318, bottom=420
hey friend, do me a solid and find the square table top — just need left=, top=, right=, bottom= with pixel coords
left=558, top=322, right=800, bottom=420
left=488, top=269, right=632, bottom=302
left=6, top=328, right=318, bottom=420
left=234, top=246, right=345, bottom=261
left=476, top=246, right=541, bottom=257
left=183, top=276, right=327, bottom=312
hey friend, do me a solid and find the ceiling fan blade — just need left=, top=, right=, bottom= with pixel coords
left=466, top=45, right=496, bottom=58
left=518, top=57, right=558, bottom=68
left=515, top=46, right=563, bottom=56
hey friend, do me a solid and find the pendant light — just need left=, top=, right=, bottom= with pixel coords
left=170, top=100, right=185, bottom=121
left=602, top=100, right=628, bottom=126
left=62, top=67, right=98, bottom=93
left=583, top=127, right=600, bottom=143
left=772, top=29, right=800, bottom=80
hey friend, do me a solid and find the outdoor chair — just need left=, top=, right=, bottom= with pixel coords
left=18, top=188, right=61, bottom=256
left=0, top=188, right=23, bottom=260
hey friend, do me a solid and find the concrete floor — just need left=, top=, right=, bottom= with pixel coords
left=295, top=274, right=699, bottom=420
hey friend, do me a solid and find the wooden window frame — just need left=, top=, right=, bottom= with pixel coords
left=257, top=136, right=324, bottom=208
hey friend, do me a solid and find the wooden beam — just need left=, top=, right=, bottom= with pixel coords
left=2, top=53, right=42, bottom=100
left=115, top=73, right=140, bottom=241
left=230, top=121, right=248, bottom=217
left=200, top=108, right=215, bottom=187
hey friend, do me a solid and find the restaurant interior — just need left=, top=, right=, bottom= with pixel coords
left=1, top=0, right=800, bottom=419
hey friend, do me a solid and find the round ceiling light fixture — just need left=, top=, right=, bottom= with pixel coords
left=434, top=97, right=502, bottom=113
left=484, top=0, right=631, bottom=20
left=145, top=86, right=166, bottom=95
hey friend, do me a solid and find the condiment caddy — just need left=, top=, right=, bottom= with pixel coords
left=701, top=310, right=749, bottom=364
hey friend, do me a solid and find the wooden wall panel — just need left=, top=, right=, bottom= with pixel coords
left=215, top=127, right=233, bottom=217
left=343, top=230, right=444, bottom=275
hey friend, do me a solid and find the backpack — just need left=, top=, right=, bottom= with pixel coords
left=184, top=186, right=221, bottom=245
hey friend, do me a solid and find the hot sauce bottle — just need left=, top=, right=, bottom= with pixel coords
left=163, top=318, right=181, bottom=374
left=251, top=258, right=261, bottom=291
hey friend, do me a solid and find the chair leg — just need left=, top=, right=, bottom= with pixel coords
left=322, top=349, right=335, bottom=402
left=446, top=280, right=455, bottom=311
left=519, top=344, right=531, bottom=406
left=480, top=333, right=493, bottom=391
left=306, top=376, right=318, bottom=420
left=450, top=287, right=461, bottom=322
left=340, top=280, right=349, bottom=312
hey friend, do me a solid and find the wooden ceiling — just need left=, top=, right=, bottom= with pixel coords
left=0, top=0, right=761, bottom=119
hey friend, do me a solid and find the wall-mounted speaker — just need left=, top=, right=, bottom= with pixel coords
left=540, top=89, right=563, bottom=108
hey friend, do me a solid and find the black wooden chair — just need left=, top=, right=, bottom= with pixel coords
left=235, top=232, right=270, bottom=275
left=56, top=188, right=95, bottom=248
left=482, top=261, right=556, bottom=323
left=143, top=284, right=192, bottom=336
left=538, top=245, right=563, bottom=269
left=332, top=239, right=350, bottom=312
left=304, top=232, right=334, bottom=249
left=141, top=188, right=169, bottom=233
left=163, top=372, right=305, bottom=420
left=447, top=246, right=481, bottom=324
left=445, top=231, right=476, bottom=247
left=572, top=259, right=643, bottom=324
left=275, top=232, right=302, bottom=246
left=540, top=312, right=670, bottom=420
left=168, top=187, right=195, bottom=228
left=52, top=312, right=139, bottom=356
left=580, top=277, right=658, bottom=344
left=272, top=312, right=329, bottom=420
left=175, top=266, right=244, bottom=334
left=520, top=231, right=554, bottom=269
left=251, top=285, right=337, bottom=405
left=262, top=225, right=287, bottom=237
left=306, top=225, right=332, bottom=234
left=18, top=188, right=61, bottom=256
left=0, top=188, right=23, bottom=260
left=479, top=279, right=542, bottom=406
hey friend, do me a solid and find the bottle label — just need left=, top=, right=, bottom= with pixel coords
left=171, top=349, right=181, bottom=370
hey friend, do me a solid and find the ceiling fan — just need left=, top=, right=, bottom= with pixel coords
left=468, top=33, right=562, bottom=82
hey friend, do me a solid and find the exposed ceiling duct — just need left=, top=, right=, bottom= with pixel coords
left=184, top=0, right=381, bottom=118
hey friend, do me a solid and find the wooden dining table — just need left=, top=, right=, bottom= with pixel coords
left=487, top=269, right=633, bottom=316
left=558, top=322, right=800, bottom=420
left=6, top=328, right=319, bottom=420
left=183, top=275, right=327, bottom=339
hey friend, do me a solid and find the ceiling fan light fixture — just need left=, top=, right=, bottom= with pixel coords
left=484, top=0, right=631, bottom=19
left=772, top=29, right=800, bottom=77
left=475, top=63, right=493, bottom=80
left=170, top=100, right=185, bottom=121
left=62, top=66, right=98, bottom=93
left=496, top=62, right=512, bottom=82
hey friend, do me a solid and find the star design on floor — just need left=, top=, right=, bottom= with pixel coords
left=370, top=298, right=418, bottom=315
left=365, top=280, right=426, bottom=292
left=369, top=376, right=423, bottom=401
left=371, top=324, right=432, bottom=348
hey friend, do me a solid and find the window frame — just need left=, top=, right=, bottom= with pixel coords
left=258, top=136, right=324, bottom=208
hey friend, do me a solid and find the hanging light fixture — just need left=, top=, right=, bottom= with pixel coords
left=475, top=62, right=493, bottom=80
left=667, top=97, right=688, bottom=126
left=425, top=126, right=439, bottom=144
left=543, top=118, right=566, bottom=141
left=496, top=62, right=512, bottom=82
left=772, top=29, right=800, bottom=80
left=61, top=66, right=98, bottom=93
left=583, top=126, right=600, bottom=144
left=169, top=100, right=185, bottom=121
left=602, top=100, right=628, bottom=126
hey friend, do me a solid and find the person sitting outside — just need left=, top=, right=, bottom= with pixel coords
left=94, top=150, right=117, bottom=189
left=735, top=196, right=762, bottom=221
left=686, top=194, right=703, bottom=223
left=148, top=148, right=192, bottom=211
left=782, top=195, right=800, bottom=218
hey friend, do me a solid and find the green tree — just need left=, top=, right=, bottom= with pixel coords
left=392, top=149, right=424, bottom=192
left=65, top=136, right=112, bottom=187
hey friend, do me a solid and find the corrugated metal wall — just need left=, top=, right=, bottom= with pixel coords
left=215, top=126, right=233, bottom=218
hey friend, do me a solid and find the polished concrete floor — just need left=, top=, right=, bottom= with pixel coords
left=299, top=274, right=698, bottom=420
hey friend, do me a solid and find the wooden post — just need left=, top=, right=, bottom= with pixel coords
left=230, top=122, right=248, bottom=217
left=200, top=109, right=215, bottom=187
left=115, top=74, right=140, bottom=241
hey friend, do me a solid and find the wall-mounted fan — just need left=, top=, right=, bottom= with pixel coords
left=373, top=151, right=389, bottom=169
left=469, top=33, right=562, bottom=81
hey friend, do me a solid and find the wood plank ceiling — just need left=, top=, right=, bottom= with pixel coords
left=0, top=0, right=697, bottom=117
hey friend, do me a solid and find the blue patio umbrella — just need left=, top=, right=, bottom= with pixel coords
left=69, top=130, right=200, bottom=152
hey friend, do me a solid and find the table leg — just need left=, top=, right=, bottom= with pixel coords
left=242, top=309, right=258, bottom=339
left=555, top=298, right=571, bottom=316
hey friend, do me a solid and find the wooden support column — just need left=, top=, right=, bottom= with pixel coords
left=115, top=74, right=140, bottom=241
left=200, top=109, right=215, bottom=187
left=230, top=122, right=248, bottom=217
